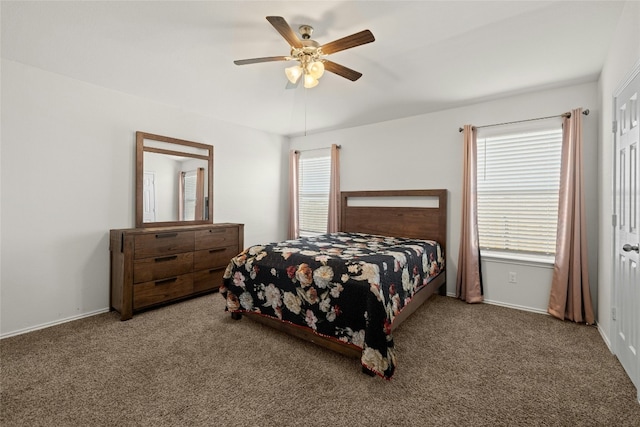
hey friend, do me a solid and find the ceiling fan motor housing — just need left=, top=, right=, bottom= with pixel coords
left=291, top=42, right=322, bottom=64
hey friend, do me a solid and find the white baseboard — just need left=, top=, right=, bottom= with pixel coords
left=446, top=292, right=549, bottom=316
left=482, top=298, right=550, bottom=316
left=598, top=324, right=613, bottom=353
left=0, top=307, right=110, bottom=340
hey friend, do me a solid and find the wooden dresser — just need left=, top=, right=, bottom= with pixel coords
left=109, top=223, right=243, bottom=320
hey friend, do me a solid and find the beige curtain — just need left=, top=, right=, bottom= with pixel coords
left=288, top=150, right=300, bottom=239
left=456, top=125, right=484, bottom=303
left=327, top=144, right=341, bottom=233
left=548, top=108, right=594, bottom=324
left=178, top=171, right=185, bottom=221
left=195, top=167, right=204, bottom=221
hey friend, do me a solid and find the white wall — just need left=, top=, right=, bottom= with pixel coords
left=291, top=82, right=599, bottom=314
left=597, top=0, right=640, bottom=349
left=0, top=59, right=289, bottom=337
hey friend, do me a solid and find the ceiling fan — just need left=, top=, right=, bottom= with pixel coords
left=233, top=16, right=375, bottom=88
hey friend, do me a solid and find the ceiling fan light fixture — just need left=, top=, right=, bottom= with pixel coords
left=309, top=61, right=325, bottom=79
left=303, top=73, right=319, bottom=88
left=285, top=65, right=303, bottom=84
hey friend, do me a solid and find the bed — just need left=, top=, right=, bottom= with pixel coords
left=220, top=189, right=447, bottom=379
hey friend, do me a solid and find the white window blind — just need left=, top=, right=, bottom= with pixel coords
left=476, top=126, right=563, bottom=256
left=298, top=153, right=330, bottom=237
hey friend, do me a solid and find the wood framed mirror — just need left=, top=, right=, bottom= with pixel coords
left=136, top=131, right=213, bottom=228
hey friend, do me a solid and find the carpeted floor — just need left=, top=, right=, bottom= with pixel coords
left=1, top=293, right=639, bottom=426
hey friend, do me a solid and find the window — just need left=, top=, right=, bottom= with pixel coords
left=298, top=152, right=331, bottom=237
left=476, top=122, right=562, bottom=258
left=179, top=167, right=204, bottom=221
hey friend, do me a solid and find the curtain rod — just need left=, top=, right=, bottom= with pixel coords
left=458, top=109, right=590, bottom=133
left=294, top=145, right=341, bottom=154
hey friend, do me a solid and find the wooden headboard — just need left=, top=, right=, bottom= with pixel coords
left=340, top=189, right=447, bottom=255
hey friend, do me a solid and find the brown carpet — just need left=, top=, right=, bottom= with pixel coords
left=1, top=294, right=638, bottom=426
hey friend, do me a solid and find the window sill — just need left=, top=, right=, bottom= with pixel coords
left=480, top=250, right=555, bottom=267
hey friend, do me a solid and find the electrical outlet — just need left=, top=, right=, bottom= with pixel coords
left=508, top=272, right=517, bottom=283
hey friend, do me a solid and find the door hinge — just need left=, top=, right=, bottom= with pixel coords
left=612, top=307, right=617, bottom=321
left=612, top=120, right=618, bottom=133
left=612, top=214, right=617, bottom=227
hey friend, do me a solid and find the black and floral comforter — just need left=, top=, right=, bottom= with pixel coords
left=220, top=232, right=445, bottom=379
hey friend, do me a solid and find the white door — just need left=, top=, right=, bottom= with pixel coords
left=143, top=171, right=157, bottom=223
left=614, top=65, right=640, bottom=400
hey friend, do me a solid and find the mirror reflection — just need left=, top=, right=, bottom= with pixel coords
left=136, top=132, right=213, bottom=228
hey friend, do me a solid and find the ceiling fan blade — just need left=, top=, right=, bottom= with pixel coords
left=234, top=56, right=290, bottom=65
left=320, top=30, right=375, bottom=55
left=323, top=60, right=363, bottom=81
left=285, top=79, right=300, bottom=90
left=266, top=16, right=304, bottom=48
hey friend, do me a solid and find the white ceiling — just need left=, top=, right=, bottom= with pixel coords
left=1, top=1, right=625, bottom=137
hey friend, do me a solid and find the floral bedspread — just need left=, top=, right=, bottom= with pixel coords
left=220, top=232, right=445, bottom=379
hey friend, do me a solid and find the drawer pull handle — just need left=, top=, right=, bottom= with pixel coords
left=209, top=229, right=226, bottom=234
left=155, top=278, right=177, bottom=286
left=155, top=255, right=177, bottom=262
left=209, top=269, right=220, bottom=274
left=209, top=248, right=226, bottom=253
left=155, top=233, right=178, bottom=239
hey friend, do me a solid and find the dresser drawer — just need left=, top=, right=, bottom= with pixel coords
left=193, top=268, right=225, bottom=293
left=134, top=231, right=195, bottom=259
left=194, top=246, right=238, bottom=271
left=133, top=274, right=194, bottom=310
left=195, top=227, right=239, bottom=250
left=133, top=252, right=194, bottom=284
